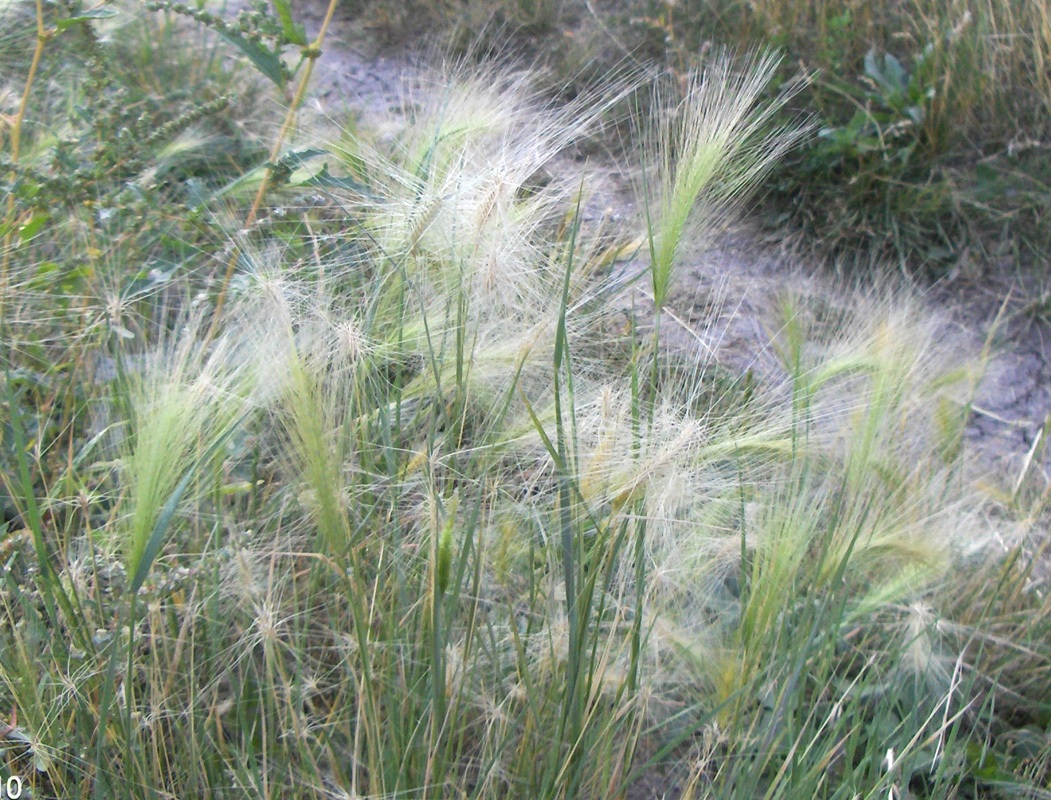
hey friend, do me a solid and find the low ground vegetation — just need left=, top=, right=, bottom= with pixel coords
left=364, top=0, right=1051, bottom=274
left=0, top=2, right=1048, bottom=799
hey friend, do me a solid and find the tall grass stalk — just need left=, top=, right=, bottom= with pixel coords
left=209, top=0, right=343, bottom=335
left=639, top=50, right=809, bottom=437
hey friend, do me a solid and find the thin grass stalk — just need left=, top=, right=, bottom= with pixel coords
left=426, top=483, right=456, bottom=791
left=208, top=0, right=342, bottom=338
left=335, top=415, right=386, bottom=795
left=1, top=0, right=47, bottom=316
left=626, top=511, right=647, bottom=695
left=638, top=155, right=665, bottom=427
left=724, top=483, right=880, bottom=798
left=440, top=492, right=486, bottom=788
left=93, top=599, right=130, bottom=800
left=552, top=227, right=584, bottom=792
left=111, top=416, right=244, bottom=798
left=514, top=205, right=590, bottom=797
left=624, top=304, right=649, bottom=697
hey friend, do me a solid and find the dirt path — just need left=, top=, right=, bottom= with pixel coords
left=289, top=4, right=1050, bottom=499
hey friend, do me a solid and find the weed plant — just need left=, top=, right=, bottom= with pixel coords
left=627, top=0, right=1051, bottom=271
left=0, top=3, right=1048, bottom=799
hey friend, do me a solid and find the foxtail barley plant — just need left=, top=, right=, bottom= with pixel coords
left=0, top=7, right=1046, bottom=798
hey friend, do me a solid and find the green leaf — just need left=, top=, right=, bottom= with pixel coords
left=864, top=49, right=908, bottom=100
left=27, top=261, right=60, bottom=291
left=18, top=212, right=48, bottom=242
left=273, top=147, right=329, bottom=169
left=846, top=109, right=872, bottom=134
left=273, top=0, right=308, bottom=46
left=217, top=30, right=286, bottom=88
left=55, top=6, right=119, bottom=31
left=882, top=53, right=907, bottom=92
left=266, top=149, right=377, bottom=195
left=198, top=164, right=268, bottom=207
left=436, top=504, right=455, bottom=595
left=301, top=163, right=375, bottom=195
left=863, top=48, right=881, bottom=84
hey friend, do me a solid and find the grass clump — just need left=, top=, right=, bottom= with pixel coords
left=0, top=5, right=1048, bottom=800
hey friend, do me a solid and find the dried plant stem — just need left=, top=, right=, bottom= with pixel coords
left=1, top=0, right=48, bottom=317
left=206, top=0, right=341, bottom=341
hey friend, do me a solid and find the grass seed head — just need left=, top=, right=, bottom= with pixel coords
left=642, top=50, right=811, bottom=308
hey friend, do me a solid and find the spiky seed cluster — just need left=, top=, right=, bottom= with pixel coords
left=643, top=50, right=811, bottom=308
